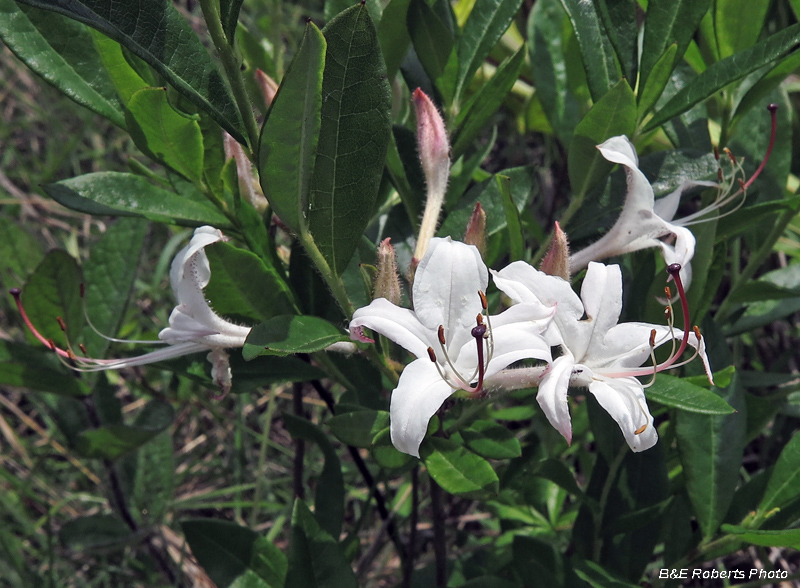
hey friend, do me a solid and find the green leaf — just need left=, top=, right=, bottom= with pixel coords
left=637, top=43, right=677, bottom=118
left=567, top=78, right=636, bottom=200
left=758, top=432, right=800, bottom=515
left=220, top=0, right=245, bottom=44
left=638, top=0, right=710, bottom=96
left=572, top=559, right=642, bottom=588
left=559, top=0, right=620, bottom=101
left=451, top=46, right=525, bottom=158
left=407, top=0, right=454, bottom=86
left=496, top=174, right=523, bottom=261
left=243, top=315, right=347, bottom=360
left=43, top=172, right=231, bottom=228
left=0, top=1, right=124, bottom=126
left=0, top=218, right=44, bottom=287
left=89, top=29, right=149, bottom=104
left=594, top=0, right=638, bottom=83
left=258, top=23, right=325, bottom=235
left=0, top=341, right=88, bottom=396
left=22, top=251, right=83, bottom=349
left=371, top=427, right=413, bottom=469
left=647, top=374, right=734, bottom=415
left=733, top=51, right=800, bottom=124
left=75, top=400, right=174, bottom=460
left=125, top=87, right=204, bottom=183
left=645, top=24, right=800, bottom=132
left=455, top=0, right=524, bottom=102
left=721, top=525, right=800, bottom=548
left=15, top=0, right=244, bottom=142
left=422, top=437, right=499, bottom=499
left=229, top=354, right=326, bottom=394
left=714, top=0, right=769, bottom=59
left=676, top=372, right=746, bottom=539
left=327, top=410, right=391, bottom=448
left=132, top=431, right=173, bottom=525
left=283, top=414, right=345, bottom=539
left=286, top=500, right=358, bottom=588
left=182, top=519, right=287, bottom=588
left=59, top=514, right=132, bottom=552
left=377, top=0, right=412, bottom=80
left=204, top=241, right=295, bottom=324
left=461, top=420, right=521, bottom=459
left=308, top=4, right=392, bottom=275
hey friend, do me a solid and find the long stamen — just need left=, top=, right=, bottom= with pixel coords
left=659, top=263, right=691, bottom=371
left=10, top=288, right=71, bottom=359
left=435, top=325, right=474, bottom=390
left=643, top=329, right=659, bottom=389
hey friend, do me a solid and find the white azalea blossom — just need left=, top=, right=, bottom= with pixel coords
left=350, top=238, right=553, bottom=457
left=493, top=260, right=712, bottom=452
left=569, top=136, right=717, bottom=287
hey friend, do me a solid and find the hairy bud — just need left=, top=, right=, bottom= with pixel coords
left=540, top=222, right=571, bottom=280
left=224, top=132, right=269, bottom=213
left=374, top=238, right=402, bottom=305
left=463, top=202, right=486, bottom=258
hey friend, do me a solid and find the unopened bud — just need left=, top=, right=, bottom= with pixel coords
left=374, top=238, right=402, bottom=305
left=223, top=132, right=269, bottom=213
left=412, top=88, right=451, bottom=261
left=463, top=202, right=486, bottom=257
left=539, top=222, right=571, bottom=280
left=255, top=69, right=279, bottom=108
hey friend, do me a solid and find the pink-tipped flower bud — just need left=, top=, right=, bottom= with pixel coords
left=413, top=88, right=451, bottom=261
left=463, top=202, right=487, bottom=258
left=540, top=221, right=571, bottom=280
left=223, top=132, right=269, bottom=213
left=255, top=69, right=279, bottom=108
left=374, top=238, right=402, bottom=305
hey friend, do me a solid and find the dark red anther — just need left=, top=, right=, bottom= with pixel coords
left=79, top=343, right=88, bottom=355
left=478, top=290, right=488, bottom=310
left=427, top=346, right=437, bottom=362
left=649, top=329, right=657, bottom=347
left=56, top=316, right=66, bottom=332
left=438, top=325, right=446, bottom=345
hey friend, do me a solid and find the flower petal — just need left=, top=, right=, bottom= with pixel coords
left=588, top=377, right=657, bottom=452
left=390, top=358, right=456, bottom=457
left=349, top=298, right=434, bottom=359
left=581, top=263, right=624, bottom=358
left=537, top=353, right=576, bottom=445
left=413, top=238, right=488, bottom=334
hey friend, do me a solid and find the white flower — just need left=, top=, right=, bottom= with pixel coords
left=493, top=260, right=712, bottom=452
left=569, top=136, right=717, bottom=287
left=350, top=237, right=553, bottom=457
left=13, top=226, right=250, bottom=392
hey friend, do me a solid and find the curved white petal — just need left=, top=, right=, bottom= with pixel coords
left=537, top=354, right=576, bottom=445
left=658, top=224, right=695, bottom=288
left=170, top=226, right=223, bottom=296
left=588, top=377, right=657, bottom=452
left=413, top=237, right=488, bottom=333
left=580, top=263, right=623, bottom=360
left=654, top=180, right=718, bottom=222
left=390, top=358, right=456, bottom=457
left=349, top=298, right=434, bottom=359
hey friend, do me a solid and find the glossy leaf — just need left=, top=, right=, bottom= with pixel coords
left=243, top=315, right=348, bottom=360
left=646, top=24, right=800, bottom=131
left=638, top=0, right=710, bottom=95
left=455, top=0, right=524, bottom=102
left=59, top=514, right=132, bottom=552
left=647, top=374, right=734, bottom=415
left=637, top=43, right=677, bottom=118
left=327, top=410, right=391, bottom=448
left=259, top=23, right=325, bottom=235
left=14, top=0, right=245, bottom=142
left=567, top=78, right=636, bottom=200
left=308, top=4, right=392, bottom=274
left=283, top=414, right=345, bottom=539
left=182, top=519, right=287, bottom=588
left=758, top=432, right=800, bottom=515
left=0, top=1, right=124, bottom=126
left=461, top=420, right=521, bottom=459
left=43, top=172, right=231, bottom=228
left=125, top=87, right=204, bottom=183
left=595, top=0, right=638, bottom=83
left=286, top=500, right=358, bottom=588
left=559, top=0, right=619, bottom=101
left=422, top=437, right=499, bottom=499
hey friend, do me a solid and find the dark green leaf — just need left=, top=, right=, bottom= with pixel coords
left=638, top=43, right=677, bottom=117
left=422, top=437, right=499, bottom=499
left=407, top=0, right=454, bottom=85
left=461, top=420, right=521, bottom=459
left=567, top=78, right=636, bottom=200
left=647, top=374, right=734, bottom=415
left=43, top=172, right=231, bottom=228
left=182, top=519, right=287, bottom=588
left=0, top=341, right=88, bottom=396
left=132, top=431, right=173, bottom=525
left=59, top=514, right=133, bottom=552
left=0, top=1, right=124, bottom=126
left=15, top=0, right=245, bottom=141
left=377, top=0, right=412, bottom=80
left=125, top=87, right=204, bottom=183
left=327, top=410, right=391, bottom=448
left=733, top=51, right=800, bottom=124
left=455, top=0, right=524, bottom=102
left=283, top=414, right=345, bottom=539
left=286, top=500, right=358, bottom=588
left=0, top=218, right=44, bottom=287
left=721, top=525, right=800, bottom=548
left=595, top=0, right=638, bottom=83
left=559, top=0, right=620, bottom=101
left=220, top=0, right=245, bottom=44
left=308, top=4, right=392, bottom=274
left=572, top=559, right=642, bottom=588
left=639, top=0, right=710, bottom=96
left=496, top=174, right=523, bottom=261
left=204, top=240, right=295, bottom=324
left=229, top=354, right=326, bottom=394
left=243, top=315, right=347, bottom=359
left=758, top=432, right=800, bottom=515
left=451, top=46, right=525, bottom=158
left=259, top=23, right=325, bottom=235
left=646, top=24, right=800, bottom=131
left=371, top=427, right=413, bottom=469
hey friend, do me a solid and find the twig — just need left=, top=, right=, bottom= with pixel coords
left=430, top=477, right=447, bottom=587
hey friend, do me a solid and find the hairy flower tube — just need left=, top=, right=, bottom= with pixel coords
left=350, top=237, right=553, bottom=457
left=493, top=261, right=712, bottom=452
left=570, top=106, right=776, bottom=287
left=12, top=226, right=251, bottom=392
